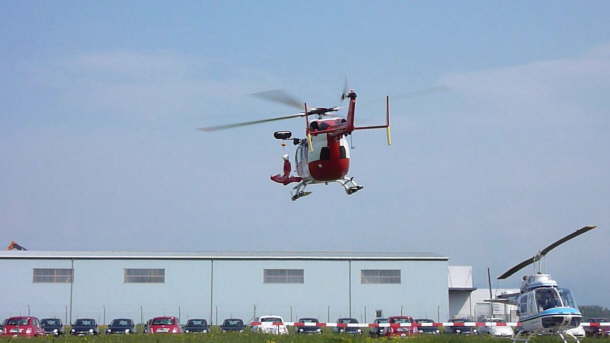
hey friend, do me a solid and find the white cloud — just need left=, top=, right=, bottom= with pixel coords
left=439, top=43, right=610, bottom=114
left=24, top=51, right=275, bottom=120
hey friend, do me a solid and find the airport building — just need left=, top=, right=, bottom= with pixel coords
left=0, top=250, right=483, bottom=325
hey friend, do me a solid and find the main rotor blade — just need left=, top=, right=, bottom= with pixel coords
left=540, top=225, right=597, bottom=257
left=497, top=225, right=597, bottom=280
left=497, top=256, right=536, bottom=280
left=391, top=86, right=450, bottom=100
left=341, top=77, right=349, bottom=101
left=251, top=89, right=304, bottom=110
left=356, top=86, right=450, bottom=110
left=198, top=113, right=305, bottom=132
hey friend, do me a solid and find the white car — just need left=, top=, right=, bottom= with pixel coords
left=565, top=325, right=585, bottom=338
left=252, top=315, right=288, bottom=335
left=478, top=319, right=514, bottom=337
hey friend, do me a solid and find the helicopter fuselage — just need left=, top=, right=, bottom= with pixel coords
left=295, top=118, right=351, bottom=182
left=515, top=275, right=582, bottom=334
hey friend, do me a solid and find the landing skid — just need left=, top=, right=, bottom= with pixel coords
left=560, top=331, right=581, bottom=343
left=289, top=177, right=364, bottom=200
left=336, top=176, right=363, bottom=195
left=512, top=331, right=580, bottom=343
left=291, top=181, right=311, bottom=201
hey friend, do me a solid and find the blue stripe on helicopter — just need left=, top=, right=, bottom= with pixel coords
left=520, top=307, right=581, bottom=322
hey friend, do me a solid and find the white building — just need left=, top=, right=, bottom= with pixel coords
left=448, top=266, right=518, bottom=321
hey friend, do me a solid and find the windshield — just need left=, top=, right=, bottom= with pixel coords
left=416, top=319, right=433, bottom=323
left=591, top=318, right=609, bottom=323
left=75, top=319, right=95, bottom=326
left=391, top=317, right=412, bottom=323
left=42, top=319, right=60, bottom=326
left=339, top=318, right=357, bottom=323
left=223, top=319, right=243, bottom=326
left=111, top=319, right=131, bottom=326
left=558, top=288, right=578, bottom=308
left=299, top=318, right=318, bottom=323
left=261, top=317, right=282, bottom=323
left=6, top=318, right=29, bottom=326
left=536, top=288, right=562, bottom=311
left=152, top=318, right=175, bottom=325
left=376, top=319, right=389, bottom=323
left=188, top=320, right=206, bottom=326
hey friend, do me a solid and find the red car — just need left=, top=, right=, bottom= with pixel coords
left=148, top=316, right=182, bottom=334
left=385, top=316, right=418, bottom=337
left=3, top=316, right=45, bottom=337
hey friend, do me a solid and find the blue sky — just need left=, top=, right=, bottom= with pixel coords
left=1, top=1, right=610, bottom=307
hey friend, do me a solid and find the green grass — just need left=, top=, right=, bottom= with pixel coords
left=2, top=333, right=610, bottom=343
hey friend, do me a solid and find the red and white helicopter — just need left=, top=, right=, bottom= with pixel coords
left=199, top=86, right=391, bottom=200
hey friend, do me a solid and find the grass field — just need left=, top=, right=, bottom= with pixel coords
left=1, top=333, right=609, bottom=343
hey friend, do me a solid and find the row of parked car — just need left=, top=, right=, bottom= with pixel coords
left=0, top=316, right=245, bottom=337
left=3, top=315, right=608, bottom=338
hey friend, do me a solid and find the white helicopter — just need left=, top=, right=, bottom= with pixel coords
left=494, top=225, right=597, bottom=343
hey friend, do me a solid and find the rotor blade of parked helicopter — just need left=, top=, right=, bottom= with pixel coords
left=497, top=256, right=536, bottom=280
left=251, top=89, right=304, bottom=110
left=539, top=226, right=597, bottom=257
left=497, top=225, right=597, bottom=280
left=198, top=113, right=306, bottom=132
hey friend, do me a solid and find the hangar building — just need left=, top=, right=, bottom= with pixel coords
left=0, top=250, right=452, bottom=325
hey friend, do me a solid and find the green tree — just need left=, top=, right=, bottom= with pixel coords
left=580, top=305, right=610, bottom=319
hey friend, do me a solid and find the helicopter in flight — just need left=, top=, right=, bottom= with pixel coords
left=492, top=225, right=598, bottom=343
left=199, top=85, right=392, bottom=200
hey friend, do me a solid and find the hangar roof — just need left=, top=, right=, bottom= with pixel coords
left=0, top=250, right=447, bottom=261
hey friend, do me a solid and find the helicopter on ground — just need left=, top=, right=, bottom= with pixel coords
left=492, top=226, right=598, bottom=343
left=199, top=85, right=392, bottom=200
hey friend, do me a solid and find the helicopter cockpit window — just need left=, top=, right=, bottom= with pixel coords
left=318, top=122, right=329, bottom=130
left=535, top=288, right=562, bottom=311
left=320, top=147, right=330, bottom=160
left=519, top=296, right=528, bottom=314
left=339, top=146, right=347, bottom=159
left=558, top=288, right=578, bottom=308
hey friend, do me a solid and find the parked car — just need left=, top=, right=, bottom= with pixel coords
left=220, top=318, right=245, bottom=332
left=183, top=319, right=208, bottom=333
left=415, top=318, right=440, bottom=335
left=370, top=318, right=388, bottom=337
left=585, top=318, right=610, bottom=336
left=445, top=318, right=478, bottom=335
left=105, top=318, right=135, bottom=334
left=296, top=318, right=322, bottom=334
left=2, top=316, right=45, bottom=337
left=149, top=316, right=182, bottom=334
left=334, top=318, right=362, bottom=334
left=71, top=318, right=99, bottom=336
left=477, top=318, right=513, bottom=337
left=385, top=316, right=417, bottom=337
left=40, top=318, right=64, bottom=336
left=252, top=315, right=288, bottom=335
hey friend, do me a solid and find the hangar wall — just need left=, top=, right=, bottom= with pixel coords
left=0, top=251, right=449, bottom=324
